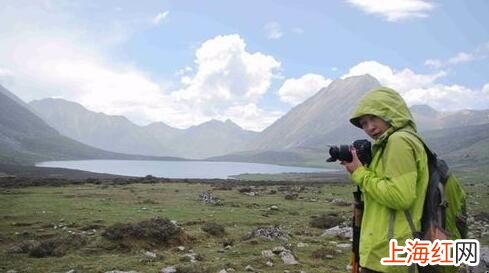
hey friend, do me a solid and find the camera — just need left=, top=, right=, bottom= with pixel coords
left=326, top=139, right=372, bottom=166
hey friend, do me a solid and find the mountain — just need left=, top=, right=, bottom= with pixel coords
left=29, top=99, right=257, bottom=159
left=420, top=123, right=489, bottom=168
left=169, top=119, right=258, bottom=158
left=0, top=85, right=168, bottom=165
left=30, top=98, right=180, bottom=157
left=410, top=104, right=489, bottom=132
left=244, top=74, right=381, bottom=150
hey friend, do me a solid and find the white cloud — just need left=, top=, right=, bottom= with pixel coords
left=342, top=61, right=489, bottom=111
left=152, top=11, right=169, bottom=25
left=170, top=34, right=282, bottom=129
left=264, top=22, right=283, bottom=40
left=342, top=61, right=446, bottom=92
left=425, top=41, right=489, bottom=68
left=278, top=74, right=332, bottom=106
left=346, top=0, right=435, bottom=22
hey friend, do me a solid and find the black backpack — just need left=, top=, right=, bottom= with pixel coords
left=404, top=133, right=468, bottom=242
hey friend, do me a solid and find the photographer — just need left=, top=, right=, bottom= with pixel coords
left=341, top=87, right=429, bottom=273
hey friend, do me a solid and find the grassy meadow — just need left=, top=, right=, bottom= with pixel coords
left=0, top=177, right=487, bottom=273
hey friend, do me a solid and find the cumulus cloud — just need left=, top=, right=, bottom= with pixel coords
left=346, top=0, right=435, bottom=22
left=170, top=34, right=282, bottom=130
left=264, top=22, right=284, bottom=40
left=342, top=60, right=489, bottom=111
left=277, top=74, right=332, bottom=106
left=152, top=11, right=169, bottom=25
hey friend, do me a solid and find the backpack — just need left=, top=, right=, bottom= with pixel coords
left=404, top=133, right=468, bottom=242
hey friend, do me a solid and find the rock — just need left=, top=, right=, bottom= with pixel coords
left=143, top=251, right=157, bottom=258
left=280, top=251, right=299, bottom=265
left=272, top=246, right=287, bottom=254
left=218, top=270, right=228, bottom=273
left=266, top=261, right=274, bottom=267
left=243, top=226, right=290, bottom=241
left=336, top=243, right=351, bottom=249
left=6, top=270, right=18, bottom=273
left=245, top=265, right=255, bottom=272
left=321, top=225, right=352, bottom=239
left=65, top=270, right=75, bottom=273
left=262, top=249, right=275, bottom=259
left=160, top=266, right=177, bottom=273
left=176, top=246, right=185, bottom=251
left=297, top=242, right=309, bottom=248
left=270, top=205, right=279, bottom=210
left=105, top=271, right=140, bottom=273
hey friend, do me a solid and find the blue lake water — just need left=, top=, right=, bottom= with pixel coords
left=36, top=160, right=334, bottom=179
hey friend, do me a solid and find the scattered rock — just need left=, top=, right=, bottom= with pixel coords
left=272, top=246, right=287, bottom=254
left=280, top=251, right=299, bottom=265
left=270, top=205, right=279, bottom=211
left=262, top=249, right=275, bottom=259
left=160, top=266, right=176, bottom=273
left=105, top=271, right=140, bottom=273
left=245, top=265, right=255, bottom=272
left=177, top=246, right=185, bottom=251
left=266, top=261, right=274, bottom=267
left=336, top=243, right=351, bottom=249
left=242, top=226, right=289, bottom=241
left=199, top=192, right=222, bottom=205
left=297, top=242, right=309, bottom=248
left=322, top=225, right=352, bottom=239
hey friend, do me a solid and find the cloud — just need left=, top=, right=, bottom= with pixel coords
left=342, top=61, right=489, bottom=111
left=278, top=74, right=332, bottom=106
left=264, top=22, right=284, bottom=40
left=425, top=41, right=489, bottom=68
left=170, top=34, right=282, bottom=130
left=346, top=0, right=436, bottom=22
left=152, top=11, right=169, bottom=25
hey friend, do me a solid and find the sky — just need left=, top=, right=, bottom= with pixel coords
left=0, top=0, right=488, bottom=131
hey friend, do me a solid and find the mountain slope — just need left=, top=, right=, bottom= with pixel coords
left=0, top=85, right=147, bottom=165
left=245, top=75, right=381, bottom=151
left=30, top=98, right=180, bottom=156
left=169, top=119, right=258, bottom=158
left=411, top=104, right=489, bottom=132
left=29, top=99, right=258, bottom=159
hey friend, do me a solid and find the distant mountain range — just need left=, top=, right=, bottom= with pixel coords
left=29, top=98, right=257, bottom=159
left=0, top=84, right=182, bottom=165
left=2, top=74, right=488, bottom=169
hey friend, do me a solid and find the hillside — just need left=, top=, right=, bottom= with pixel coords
left=30, top=99, right=257, bottom=159
left=0, top=85, right=183, bottom=165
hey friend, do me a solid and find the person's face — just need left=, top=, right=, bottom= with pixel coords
left=358, top=115, right=391, bottom=140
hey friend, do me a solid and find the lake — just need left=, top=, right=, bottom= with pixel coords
left=36, top=160, right=334, bottom=179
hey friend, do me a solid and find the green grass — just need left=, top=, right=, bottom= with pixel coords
left=0, top=181, right=487, bottom=273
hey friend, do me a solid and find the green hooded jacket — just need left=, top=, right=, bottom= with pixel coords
left=349, top=87, right=429, bottom=272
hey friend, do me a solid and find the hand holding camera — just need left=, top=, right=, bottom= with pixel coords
left=326, top=139, right=372, bottom=174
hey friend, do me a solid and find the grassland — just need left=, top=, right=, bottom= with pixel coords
left=0, top=177, right=487, bottom=273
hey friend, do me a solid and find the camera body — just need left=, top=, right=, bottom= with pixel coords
left=326, top=139, right=372, bottom=166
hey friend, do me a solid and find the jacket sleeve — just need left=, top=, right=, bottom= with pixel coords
left=351, top=133, right=418, bottom=210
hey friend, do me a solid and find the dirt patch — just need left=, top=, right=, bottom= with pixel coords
left=102, top=217, right=189, bottom=247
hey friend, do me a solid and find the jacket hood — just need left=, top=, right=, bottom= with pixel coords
left=350, top=87, right=417, bottom=132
